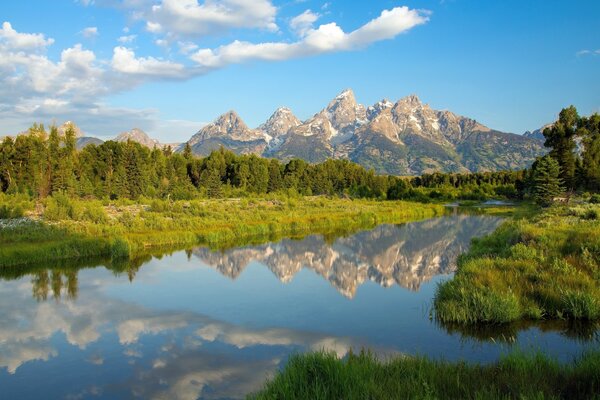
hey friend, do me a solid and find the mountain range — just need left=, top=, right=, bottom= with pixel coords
left=182, top=89, right=546, bottom=175
left=20, top=89, right=548, bottom=175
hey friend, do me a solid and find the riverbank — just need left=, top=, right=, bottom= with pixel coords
left=249, top=350, right=600, bottom=399
left=435, top=202, right=600, bottom=324
left=0, top=195, right=445, bottom=267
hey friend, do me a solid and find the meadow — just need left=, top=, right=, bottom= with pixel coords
left=0, top=192, right=444, bottom=267
left=434, top=202, right=600, bottom=324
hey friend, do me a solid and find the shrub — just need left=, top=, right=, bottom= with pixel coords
left=589, top=194, right=600, bottom=204
left=44, top=192, right=81, bottom=221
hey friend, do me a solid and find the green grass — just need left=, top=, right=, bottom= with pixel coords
left=249, top=350, right=600, bottom=399
left=435, top=203, right=600, bottom=324
left=0, top=195, right=445, bottom=267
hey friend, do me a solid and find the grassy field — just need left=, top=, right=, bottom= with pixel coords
left=435, top=202, right=600, bottom=324
left=0, top=193, right=445, bottom=267
left=249, top=350, right=600, bottom=400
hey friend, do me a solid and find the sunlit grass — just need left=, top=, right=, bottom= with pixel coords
left=249, top=349, right=600, bottom=399
left=0, top=194, right=445, bottom=267
left=435, top=203, right=600, bottom=323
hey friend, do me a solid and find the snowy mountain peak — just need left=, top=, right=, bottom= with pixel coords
left=259, top=106, right=301, bottom=139
left=335, top=88, right=355, bottom=100
left=188, top=110, right=266, bottom=149
left=366, top=99, right=394, bottom=120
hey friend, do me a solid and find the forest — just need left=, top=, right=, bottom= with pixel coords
left=0, top=122, right=523, bottom=203
left=1, top=106, right=598, bottom=207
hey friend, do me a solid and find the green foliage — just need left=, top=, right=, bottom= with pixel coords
left=250, top=350, right=600, bottom=400
left=435, top=204, right=600, bottom=324
left=0, top=193, right=33, bottom=218
left=44, top=192, right=80, bottom=220
left=531, top=155, right=563, bottom=207
left=543, top=106, right=579, bottom=189
left=0, top=125, right=532, bottom=203
left=0, top=195, right=444, bottom=267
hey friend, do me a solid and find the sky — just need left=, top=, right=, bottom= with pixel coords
left=0, top=0, right=599, bottom=142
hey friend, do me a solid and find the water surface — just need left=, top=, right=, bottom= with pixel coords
left=1, top=214, right=597, bottom=399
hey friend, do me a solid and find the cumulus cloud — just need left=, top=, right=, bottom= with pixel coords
left=81, top=26, right=99, bottom=38
left=290, top=9, right=320, bottom=37
left=147, top=0, right=278, bottom=37
left=190, top=6, right=428, bottom=69
left=111, top=46, right=189, bottom=78
left=0, top=21, right=54, bottom=49
left=0, top=5, right=430, bottom=139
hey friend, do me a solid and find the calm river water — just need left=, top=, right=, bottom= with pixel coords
left=1, top=213, right=598, bottom=399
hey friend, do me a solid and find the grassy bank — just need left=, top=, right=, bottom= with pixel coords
left=249, top=350, right=600, bottom=399
left=0, top=194, right=445, bottom=267
left=435, top=203, right=600, bottom=324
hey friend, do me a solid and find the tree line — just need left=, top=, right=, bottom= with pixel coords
left=528, top=106, right=600, bottom=205
left=10, top=113, right=600, bottom=203
left=0, top=123, right=528, bottom=202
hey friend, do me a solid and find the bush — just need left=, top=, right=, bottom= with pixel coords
left=589, top=194, right=600, bottom=204
left=44, top=192, right=81, bottom=221
left=0, top=204, right=24, bottom=218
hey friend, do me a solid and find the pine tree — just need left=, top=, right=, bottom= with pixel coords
left=580, top=114, right=600, bottom=191
left=532, top=155, right=563, bottom=207
left=543, top=106, right=579, bottom=189
left=183, top=142, right=193, bottom=160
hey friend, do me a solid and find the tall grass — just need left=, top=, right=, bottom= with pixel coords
left=435, top=203, right=600, bottom=324
left=0, top=195, right=445, bottom=267
left=249, top=350, right=600, bottom=399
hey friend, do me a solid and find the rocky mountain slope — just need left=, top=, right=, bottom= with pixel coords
left=115, top=128, right=160, bottom=148
left=183, top=89, right=546, bottom=175
left=187, top=111, right=268, bottom=156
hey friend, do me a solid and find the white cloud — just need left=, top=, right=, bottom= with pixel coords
left=112, top=46, right=189, bottom=78
left=190, top=6, right=428, bottom=69
left=117, top=34, right=137, bottom=43
left=81, top=26, right=99, bottom=38
left=290, top=9, right=320, bottom=37
left=0, top=21, right=54, bottom=50
left=147, top=0, right=278, bottom=37
left=178, top=40, right=199, bottom=54
left=0, top=5, right=430, bottom=140
left=577, top=49, right=600, bottom=57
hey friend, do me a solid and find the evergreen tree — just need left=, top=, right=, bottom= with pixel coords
left=532, top=155, right=563, bottom=207
left=543, top=106, right=579, bottom=189
left=580, top=113, right=600, bottom=191
left=183, top=142, right=193, bottom=160
left=267, top=158, right=283, bottom=193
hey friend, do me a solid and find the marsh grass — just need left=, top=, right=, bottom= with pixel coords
left=0, top=195, right=445, bottom=267
left=435, top=203, right=600, bottom=324
left=249, top=350, right=600, bottom=400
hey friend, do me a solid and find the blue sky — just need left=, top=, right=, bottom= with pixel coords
left=0, top=0, right=599, bottom=142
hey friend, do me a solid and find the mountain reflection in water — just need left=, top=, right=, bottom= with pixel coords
left=192, top=214, right=503, bottom=298
left=2, top=214, right=597, bottom=400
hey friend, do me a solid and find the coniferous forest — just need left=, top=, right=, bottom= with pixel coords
left=1, top=106, right=598, bottom=206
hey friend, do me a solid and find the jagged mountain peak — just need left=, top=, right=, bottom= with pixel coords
left=187, top=110, right=268, bottom=155
left=259, top=107, right=301, bottom=139
left=115, top=128, right=159, bottom=148
left=214, top=110, right=248, bottom=130
left=184, top=90, right=546, bottom=175
left=366, top=99, right=394, bottom=120
left=395, top=94, right=424, bottom=110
